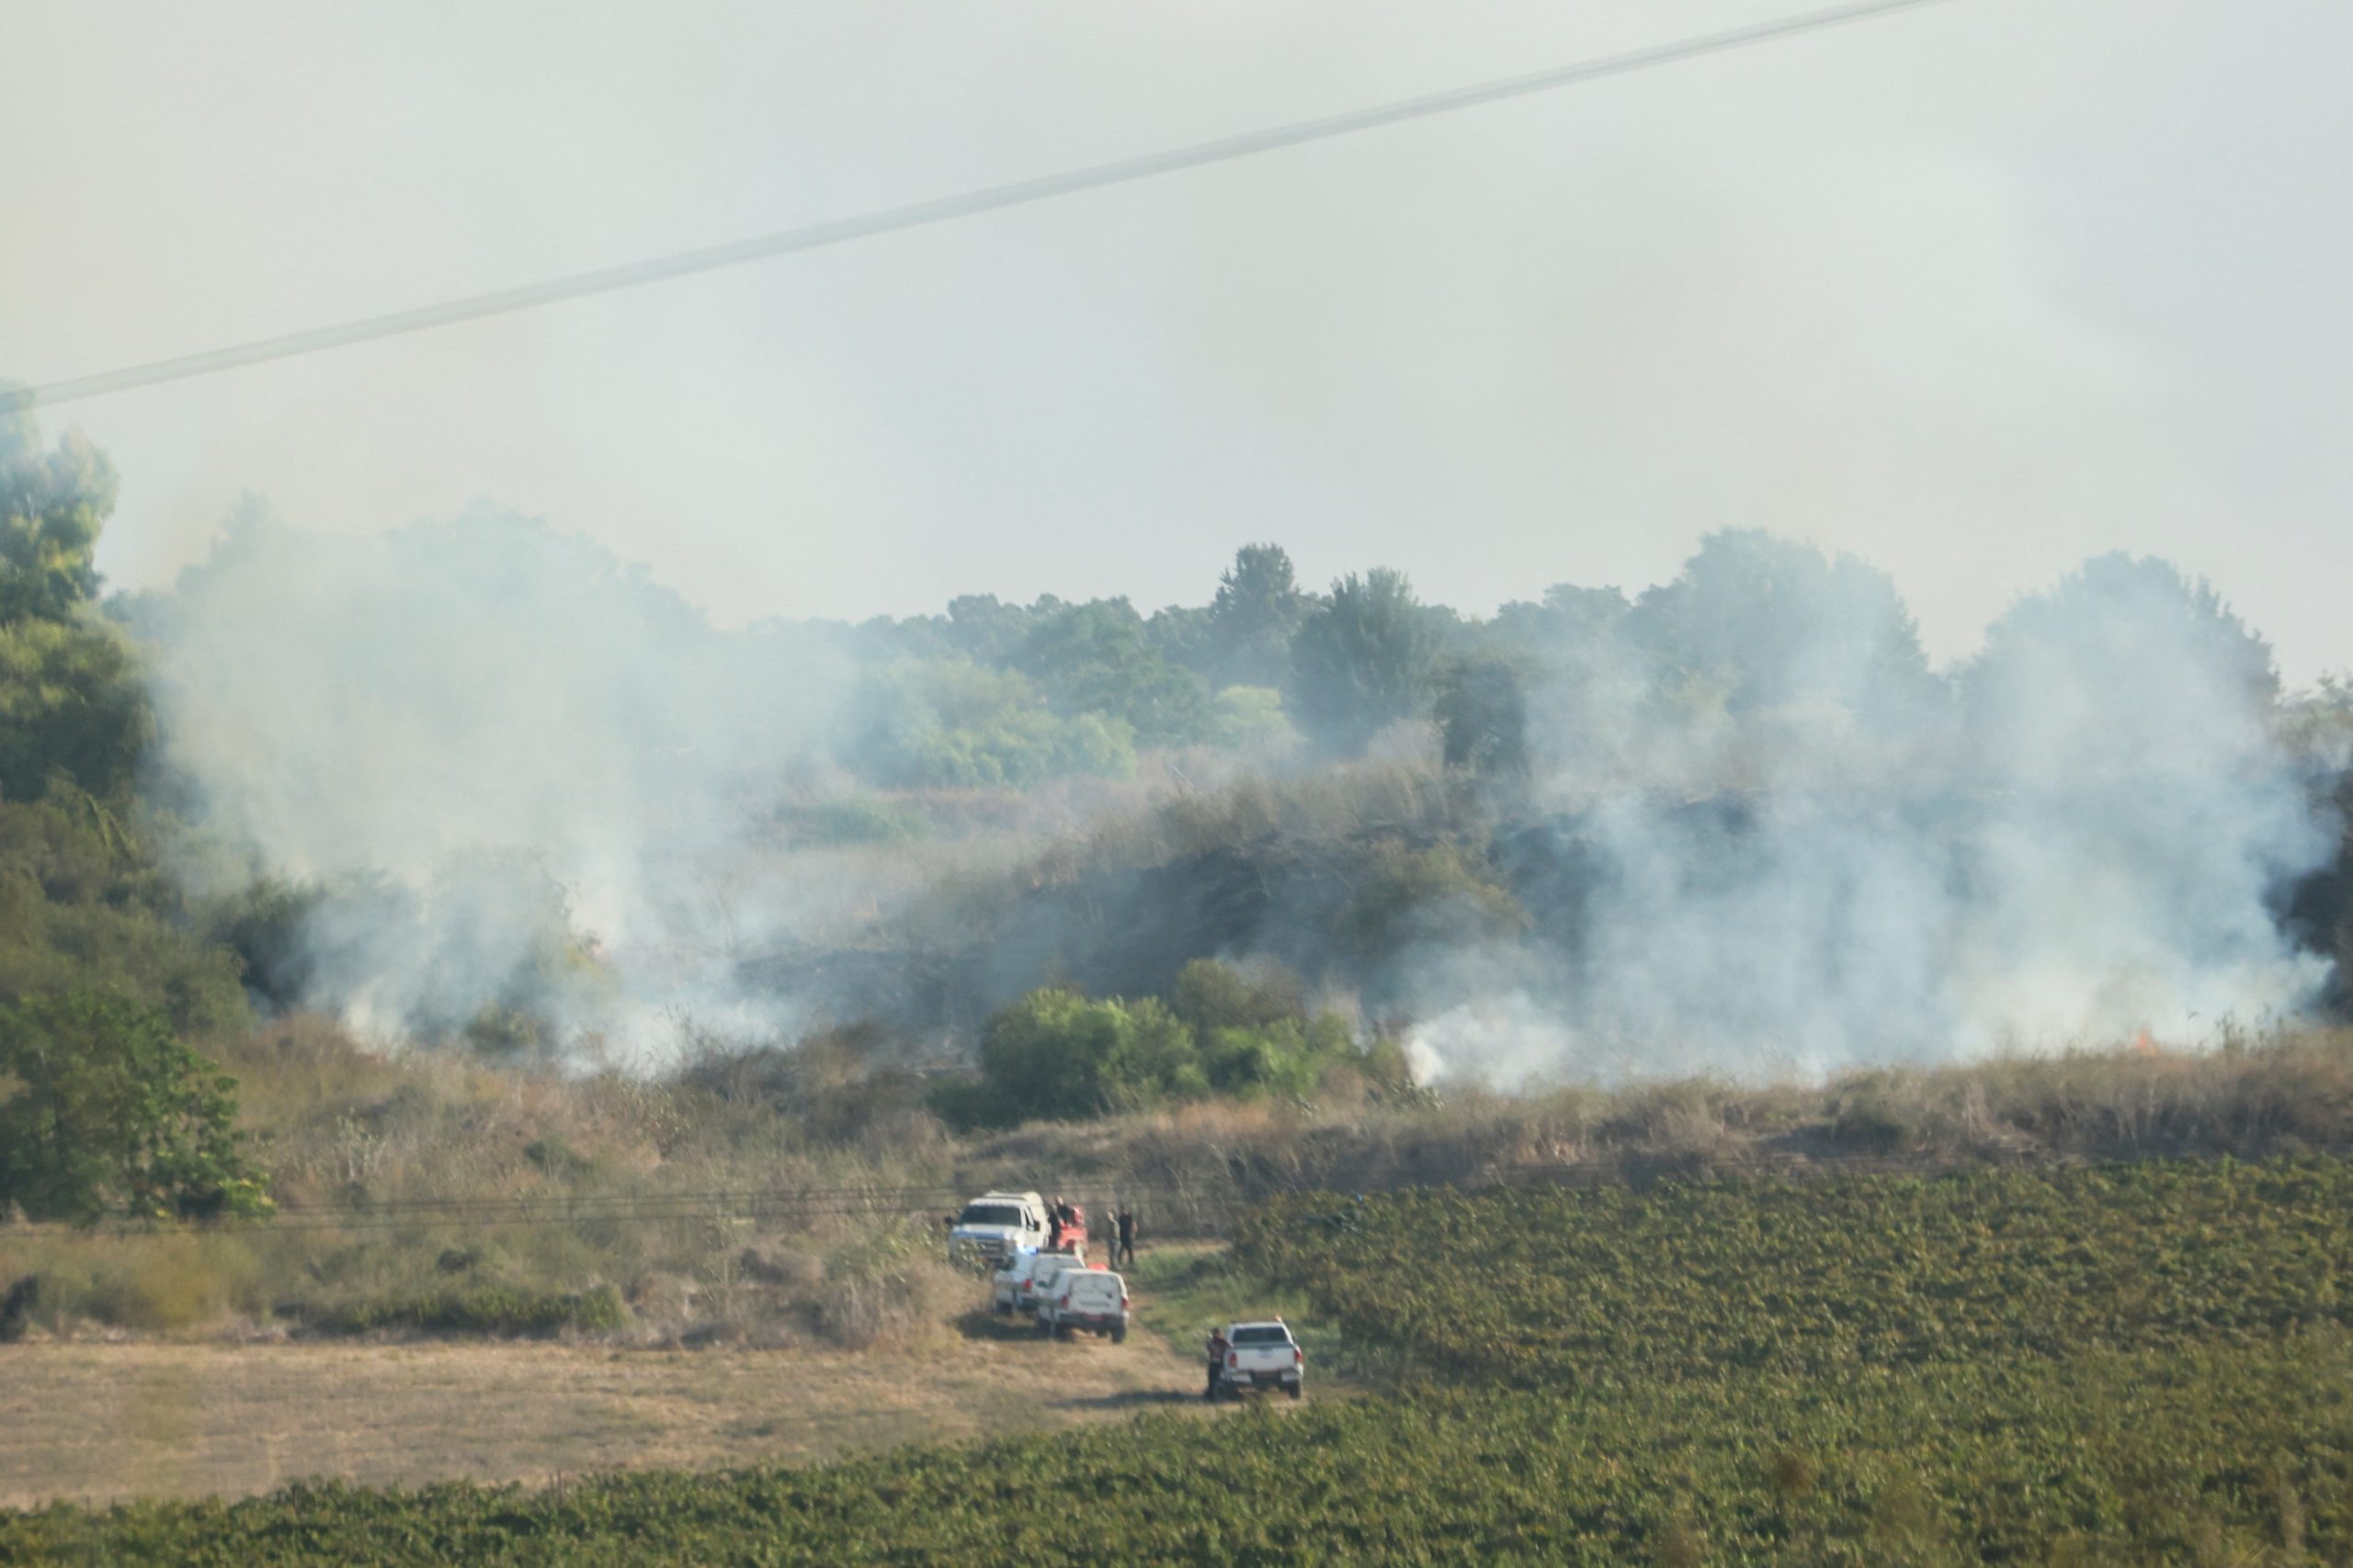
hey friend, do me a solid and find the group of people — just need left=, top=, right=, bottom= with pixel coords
left=1040, top=1196, right=1137, bottom=1266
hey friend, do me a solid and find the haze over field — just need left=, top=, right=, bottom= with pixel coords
left=121, top=494, right=2347, bottom=1085
left=3, top=2, right=2348, bottom=1086
left=3, top=2, right=2352, bottom=682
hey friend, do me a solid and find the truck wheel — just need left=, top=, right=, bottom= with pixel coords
left=1037, top=1314, right=1054, bottom=1337
left=1054, top=1323, right=1073, bottom=1341
left=1110, top=1327, right=1128, bottom=1345
left=1287, top=1384, right=1302, bottom=1401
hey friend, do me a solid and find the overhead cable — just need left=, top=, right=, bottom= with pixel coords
left=2, top=0, right=1955, bottom=416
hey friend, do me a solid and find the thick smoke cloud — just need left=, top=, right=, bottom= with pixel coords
left=137, top=508, right=2339, bottom=1086
left=1407, top=550, right=2338, bottom=1085
left=139, top=502, right=853, bottom=1060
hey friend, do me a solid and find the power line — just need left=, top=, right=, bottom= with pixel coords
left=2, top=0, right=1956, bottom=418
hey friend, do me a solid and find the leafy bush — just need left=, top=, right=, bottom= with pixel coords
left=847, top=659, right=1138, bottom=789
left=1332, top=837, right=1526, bottom=965
left=954, top=988, right=1207, bottom=1127
left=316, top=1283, right=625, bottom=1337
left=0, top=990, right=270, bottom=1223
left=0, top=796, right=250, bottom=1035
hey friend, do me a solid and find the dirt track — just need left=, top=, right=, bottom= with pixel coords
left=0, top=1317, right=1199, bottom=1507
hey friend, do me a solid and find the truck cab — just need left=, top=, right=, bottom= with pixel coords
left=948, top=1190, right=1050, bottom=1269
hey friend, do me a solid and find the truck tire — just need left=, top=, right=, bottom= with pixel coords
left=1037, top=1313, right=1054, bottom=1337
left=1054, top=1323, right=1073, bottom=1340
left=1286, top=1383, right=1302, bottom=1401
left=1111, top=1326, right=1128, bottom=1345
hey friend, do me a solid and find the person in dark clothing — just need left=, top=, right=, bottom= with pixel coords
left=1204, top=1326, right=1230, bottom=1400
left=1114, top=1207, right=1136, bottom=1267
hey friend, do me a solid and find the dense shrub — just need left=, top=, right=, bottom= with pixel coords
left=0, top=991, right=270, bottom=1224
left=942, top=961, right=1400, bottom=1127
left=315, top=1283, right=625, bottom=1337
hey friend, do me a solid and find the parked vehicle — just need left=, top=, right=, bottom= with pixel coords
left=948, top=1191, right=1050, bottom=1269
left=1014, top=1249, right=1091, bottom=1316
left=991, top=1244, right=1093, bottom=1312
left=987, top=1246, right=1041, bottom=1313
left=1038, top=1267, right=1130, bottom=1343
left=1211, top=1320, right=1303, bottom=1400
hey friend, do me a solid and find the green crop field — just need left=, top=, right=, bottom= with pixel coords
left=12, top=1155, right=2353, bottom=1564
left=1228, top=1158, right=2353, bottom=1383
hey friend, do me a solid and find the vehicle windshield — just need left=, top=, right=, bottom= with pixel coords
left=1232, top=1326, right=1291, bottom=1346
left=959, top=1204, right=1024, bottom=1227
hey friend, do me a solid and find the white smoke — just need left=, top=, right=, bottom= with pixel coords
left=1405, top=549, right=2339, bottom=1088
left=140, top=500, right=854, bottom=1061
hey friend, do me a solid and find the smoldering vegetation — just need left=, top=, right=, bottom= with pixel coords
left=120, top=501, right=2353, bottom=1086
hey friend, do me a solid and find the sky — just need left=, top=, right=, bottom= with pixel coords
left=4, top=0, right=2348, bottom=681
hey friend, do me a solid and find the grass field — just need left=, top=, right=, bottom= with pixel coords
left=13, top=1155, right=2353, bottom=1562
left=0, top=1312, right=1199, bottom=1510
left=5, top=1335, right=2346, bottom=1564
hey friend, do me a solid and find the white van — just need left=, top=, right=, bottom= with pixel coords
left=991, top=1244, right=1088, bottom=1314
left=1016, top=1250, right=1089, bottom=1317
left=1039, top=1267, right=1130, bottom=1343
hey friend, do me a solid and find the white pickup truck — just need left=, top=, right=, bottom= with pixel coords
left=1211, top=1320, right=1303, bottom=1401
left=990, top=1245, right=1086, bottom=1315
left=1038, top=1267, right=1130, bottom=1343
left=948, top=1191, right=1051, bottom=1270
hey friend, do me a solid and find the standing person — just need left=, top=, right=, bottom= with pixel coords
left=1047, top=1195, right=1067, bottom=1253
left=1204, top=1324, right=1230, bottom=1400
left=1115, top=1206, right=1136, bottom=1268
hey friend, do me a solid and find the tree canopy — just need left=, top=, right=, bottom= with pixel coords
left=0, top=990, right=270, bottom=1224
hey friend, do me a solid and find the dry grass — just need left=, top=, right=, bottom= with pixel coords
left=12, top=1014, right=2353, bottom=1341
left=0, top=1323, right=1199, bottom=1507
left=969, top=1025, right=2353, bottom=1193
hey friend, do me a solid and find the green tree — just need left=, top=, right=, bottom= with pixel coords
left=1626, top=530, right=1937, bottom=727
left=1962, top=552, right=2279, bottom=766
left=964, top=987, right=1205, bottom=1124
left=0, top=411, right=150, bottom=804
left=0, top=408, right=114, bottom=624
left=1015, top=598, right=1216, bottom=748
left=0, top=615, right=151, bottom=802
left=0, top=990, right=270, bottom=1223
left=1287, top=568, right=1438, bottom=755
left=1208, top=544, right=1310, bottom=688
left=1333, top=838, right=1527, bottom=967
left=847, top=659, right=1137, bottom=789
left=1168, top=956, right=1305, bottom=1038
left=1435, top=654, right=1531, bottom=778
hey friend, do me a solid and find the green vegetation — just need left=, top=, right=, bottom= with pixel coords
left=932, top=960, right=1412, bottom=1130
left=0, top=992, right=269, bottom=1224
left=1121, top=1243, right=1358, bottom=1377
left=1233, top=1159, right=2353, bottom=1384
left=311, top=1283, right=626, bottom=1337
left=6, top=1331, right=2347, bottom=1562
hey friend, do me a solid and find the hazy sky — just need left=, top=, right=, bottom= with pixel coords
left=5, top=0, right=2347, bottom=679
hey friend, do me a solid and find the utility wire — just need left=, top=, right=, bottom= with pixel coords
left=2, top=0, right=1955, bottom=418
